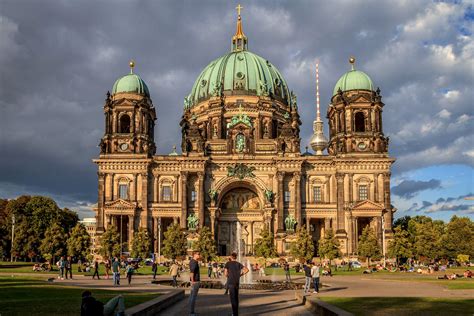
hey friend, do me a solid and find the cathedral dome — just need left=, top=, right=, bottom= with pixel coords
left=112, top=61, right=150, bottom=97
left=186, top=50, right=291, bottom=108
left=332, top=57, right=374, bottom=96
left=184, top=10, right=292, bottom=109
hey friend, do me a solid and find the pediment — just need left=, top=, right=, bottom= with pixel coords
left=352, top=200, right=384, bottom=211
left=351, top=95, right=372, bottom=103
left=113, top=98, right=136, bottom=107
left=104, top=199, right=137, bottom=209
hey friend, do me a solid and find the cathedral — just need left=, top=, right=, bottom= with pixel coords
left=93, top=8, right=395, bottom=257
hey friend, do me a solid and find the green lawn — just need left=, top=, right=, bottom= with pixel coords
left=0, top=262, right=169, bottom=276
left=320, top=297, right=474, bottom=316
left=0, top=276, right=160, bottom=315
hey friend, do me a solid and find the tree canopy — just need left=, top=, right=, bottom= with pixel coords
left=358, top=226, right=381, bottom=265
left=131, top=227, right=152, bottom=259
left=193, top=226, right=217, bottom=262
left=254, top=227, right=277, bottom=260
left=67, top=223, right=91, bottom=259
left=98, top=225, right=122, bottom=259
left=162, top=223, right=187, bottom=260
left=290, top=226, right=314, bottom=261
left=318, top=228, right=341, bottom=264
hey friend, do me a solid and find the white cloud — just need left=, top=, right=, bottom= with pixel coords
left=438, top=109, right=451, bottom=119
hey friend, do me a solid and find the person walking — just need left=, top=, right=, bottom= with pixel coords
left=152, top=260, right=158, bottom=280
left=303, top=261, right=312, bottom=295
left=126, top=264, right=134, bottom=286
left=311, top=262, right=320, bottom=294
left=207, top=262, right=212, bottom=278
left=65, top=256, right=73, bottom=279
left=169, top=261, right=179, bottom=287
left=92, top=259, right=100, bottom=279
left=189, top=251, right=201, bottom=316
left=284, top=262, right=291, bottom=282
left=224, top=252, right=249, bottom=316
left=58, top=256, right=65, bottom=280
left=112, top=257, right=120, bottom=285
left=104, top=258, right=111, bottom=280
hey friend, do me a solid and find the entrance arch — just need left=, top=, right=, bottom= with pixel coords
left=216, top=184, right=265, bottom=256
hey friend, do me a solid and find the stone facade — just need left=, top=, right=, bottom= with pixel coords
left=93, top=12, right=395, bottom=257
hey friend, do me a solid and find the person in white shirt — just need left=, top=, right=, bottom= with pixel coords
left=311, top=262, right=320, bottom=293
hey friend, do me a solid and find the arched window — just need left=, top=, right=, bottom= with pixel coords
left=355, top=112, right=365, bottom=132
left=119, top=114, right=131, bottom=133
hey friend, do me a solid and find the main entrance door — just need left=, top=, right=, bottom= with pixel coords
left=217, top=187, right=264, bottom=256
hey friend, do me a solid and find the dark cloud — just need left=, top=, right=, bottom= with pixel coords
left=405, top=193, right=473, bottom=214
left=392, top=179, right=442, bottom=199
left=0, top=0, right=472, bottom=217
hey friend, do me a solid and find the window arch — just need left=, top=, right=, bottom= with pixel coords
left=119, top=114, right=131, bottom=133
left=355, top=112, right=365, bottom=132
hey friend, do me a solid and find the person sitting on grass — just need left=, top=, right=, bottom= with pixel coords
left=81, top=290, right=125, bottom=316
left=463, top=270, right=472, bottom=278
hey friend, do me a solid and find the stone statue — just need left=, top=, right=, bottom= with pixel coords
left=259, top=80, right=269, bottom=96
left=187, top=213, right=199, bottom=230
left=208, top=189, right=218, bottom=203
left=235, top=134, right=245, bottom=152
left=285, top=214, right=297, bottom=232
left=264, top=189, right=274, bottom=203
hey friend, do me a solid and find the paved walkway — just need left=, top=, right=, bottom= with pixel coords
left=157, top=288, right=312, bottom=316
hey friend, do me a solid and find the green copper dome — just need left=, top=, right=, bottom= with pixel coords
left=112, top=73, right=150, bottom=97
left=185, top=50, right=292, bottom=108
left=333, top=58, right=374, bottom=96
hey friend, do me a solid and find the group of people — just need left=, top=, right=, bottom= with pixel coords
left=56, top=256, right=73, bottom=280
left=91, top=257, right=135, bottom=286
left=207, top=261, right=225, bottom=279
left=302, top=261, right=321, bottom=295
left=189, top=251, right=249, bottom=316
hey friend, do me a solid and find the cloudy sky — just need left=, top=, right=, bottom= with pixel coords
left=1, top=0, right=472, bottom=221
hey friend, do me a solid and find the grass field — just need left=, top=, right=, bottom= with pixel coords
left=320, top=297, right=474, bottom=316
left=0, top=275, right=160, bottom=315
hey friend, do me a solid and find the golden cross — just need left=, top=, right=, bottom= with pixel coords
left=236, top=4, right=243, bottom=16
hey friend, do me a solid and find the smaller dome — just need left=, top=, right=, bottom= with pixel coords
left=332, top=57, right=374, bottom=96
left=112, top=73, right=150, bottom=97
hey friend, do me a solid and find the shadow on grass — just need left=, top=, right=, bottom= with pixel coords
left=320, top=297, right=474, bottom=316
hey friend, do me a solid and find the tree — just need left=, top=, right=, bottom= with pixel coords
left=440, top=216, right=474, bottom=259
left=387, top=226, right=412, bottom=266
left=193, top=226, right=217, bottom=262
left=358, top=226, right=381, bottom=266
left=254, top=227, right=277, bottom=263
left=290, top=226, right=314, bottom=261
left=131, top=228, right=152, bottom=259
left=318, top=228, right=341, bottom=267
left=393, top=216, right=411, bottom=231
left=67, top=223, right=91, bottom=260
left=39, top=222, right=67, bottom=264
left=162, top=223, right=187, bottom=260
left=99, top=225, right=122, bottom=259
left=410, top=218, right=442, bottom=263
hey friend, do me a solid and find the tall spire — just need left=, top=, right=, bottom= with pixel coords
left=232, top=4, right=248, bottom=51
left=309, top=60, right=328, bottom=155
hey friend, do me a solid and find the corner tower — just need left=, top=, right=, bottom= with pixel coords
left=99, top=61, right=156, bottom=157
left=327, top=57, right=388, bottom=156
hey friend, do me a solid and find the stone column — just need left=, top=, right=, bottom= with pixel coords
left=154, top=175, right=159, bottom=202
left=351, top=216, right=357, bottom=253
left=131, top=174, right=138, bottom=201
left=209, top=207, right=218, bottom=235
left=324, top=217, right=331, bottom=231
left=325, top=175, right=331, bottom=202
left=249, top=222, right=254, bottom=254
left=383, top=172, right=392, bottom=229
left=197, top=172, right=205, bottom=229
left=374, top=173, right=379, bottom=202
left=173, top=217, right=178, bottom=225
left=180, top=172, right=188, bottom=229
left=140, top=173, right=149, bottom=230
left=348, top=173, right=353, bottom=203
left=277, top=172, right=285, bottom=231
left=294, top=172, right=301, bottom=228
left=376, top=216, right=383, bottom=245
left=97, top=172, right=105, bottom=233
left=306, top=217, right=310, bottom=232
left=336, top=173, right=345, bottom=232
left=128, top=214, right=134, bottom=249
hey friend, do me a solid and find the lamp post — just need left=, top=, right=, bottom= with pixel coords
left=11, top=214, right=15, bottom=262
left=381, top=211, right=386, bottom=268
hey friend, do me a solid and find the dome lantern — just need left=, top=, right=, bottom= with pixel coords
left=112, top=60, right=150, bottom=97
left=232, top=4, right=248, bottom=52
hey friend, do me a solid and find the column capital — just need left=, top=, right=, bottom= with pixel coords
left=277, top=171, right=285, bottom=180
left=197, top=171, right=204, bottom=179
left=383, top=172, right=391, bottom=178
left=294, top=171, right=301, bottom=180
left=336, top=173, right=345, bottom=182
